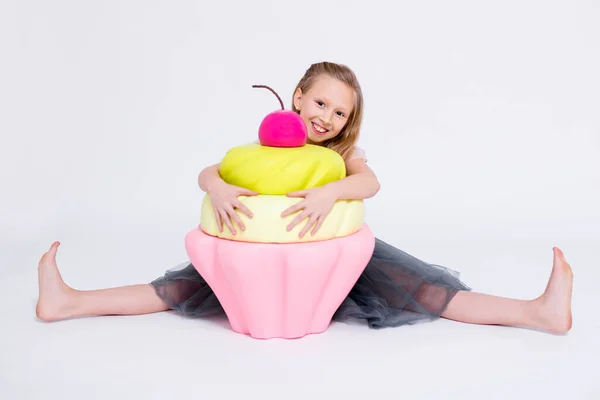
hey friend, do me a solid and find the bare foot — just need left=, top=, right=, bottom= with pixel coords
left=36, top=241, right=78, bottom=322
left=532, top=247, right=573, bottom=334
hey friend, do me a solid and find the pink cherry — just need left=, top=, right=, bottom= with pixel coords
left=258, top=110, right=307, bottom=148
left=253, top=85, right=307, bottom=148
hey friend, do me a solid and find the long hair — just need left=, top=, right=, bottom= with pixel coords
left=291, top=62, right=364, bottom=161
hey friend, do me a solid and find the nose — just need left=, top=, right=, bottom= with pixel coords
left=320, top=113, right=333, bottom=127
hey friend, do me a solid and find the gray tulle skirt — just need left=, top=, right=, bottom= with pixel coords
left=151, top=238, right=471, bottom=329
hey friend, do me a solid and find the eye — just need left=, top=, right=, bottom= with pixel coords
left=336, top=111, right=346, bottom=118
left=316, top=100, right=325, bottom=107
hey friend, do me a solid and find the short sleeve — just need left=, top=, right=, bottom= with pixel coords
left=349, top=146, right=367, bottom=162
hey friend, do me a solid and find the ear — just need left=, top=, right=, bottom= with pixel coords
left=293, top=88, right=303, bottom=109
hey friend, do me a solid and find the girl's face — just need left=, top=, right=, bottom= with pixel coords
left=293, top=76, right=355, bottom=145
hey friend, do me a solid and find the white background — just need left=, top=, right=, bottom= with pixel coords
left=1, top=1, right=599, bottom=399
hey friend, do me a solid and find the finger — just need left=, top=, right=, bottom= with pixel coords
left=286, top=190, right=308, bottom=198
left=287, top=211, right=309, bottom=232
left=227, top=206, right=246, bottom=231
left=234, top=200, right=254, bottom=219
left=237, top=188, right=259, bottom=196
left=311, top=216, right=325, bottom=236
left=219, top=209, right=236, bottom=235
left=213, top=205, right=223, bottom=233
left=299, top=215, right=319, bottom=238
left=281, top=201, right=304, bottom=218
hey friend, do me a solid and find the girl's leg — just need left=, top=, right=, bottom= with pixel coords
left=441, top=247, right=573, bottom=334
left=36, top=242, right=169, bottom=322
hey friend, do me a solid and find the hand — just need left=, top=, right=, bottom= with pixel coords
left=208, top=180, right=258, bottom=235
left=281, top=186, right=338, bottom=238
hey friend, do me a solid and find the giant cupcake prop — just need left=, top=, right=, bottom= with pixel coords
left=184, top=86, right=375, bottom=339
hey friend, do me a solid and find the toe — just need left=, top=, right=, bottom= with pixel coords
left=552, top=247, right=567, bottom=264
left=38, top=251, right=50, bottom=266
left=48, top=242, right=60, bottom=257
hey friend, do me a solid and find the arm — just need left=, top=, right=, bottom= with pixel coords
left=324, top=158, right=381, bottom=200
left=282, top=158, right=380, bottom=237
left=198, top=163, right=223, bottom=192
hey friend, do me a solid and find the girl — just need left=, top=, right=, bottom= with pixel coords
left=36, top=62, right=573, bottom=334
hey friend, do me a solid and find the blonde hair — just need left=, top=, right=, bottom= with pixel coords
left=291, top=62, right=364, bottom=161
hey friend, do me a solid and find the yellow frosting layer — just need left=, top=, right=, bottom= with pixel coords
left=200, top=194, right=364, bottom=243
left=218, top=142, right=346, bottom=195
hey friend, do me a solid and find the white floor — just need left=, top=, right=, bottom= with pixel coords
left=2, top=1, right=599, bottom=398
left=1, top=232, right=598, bottom=400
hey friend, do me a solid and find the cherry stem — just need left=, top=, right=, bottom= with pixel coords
left=252, top=85, right=284, bottom=110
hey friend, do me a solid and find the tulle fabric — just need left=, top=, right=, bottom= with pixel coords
left=150, top=238, right=470, bottom=329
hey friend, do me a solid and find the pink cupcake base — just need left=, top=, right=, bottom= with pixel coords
left=185, top=225, right=375, bottom=339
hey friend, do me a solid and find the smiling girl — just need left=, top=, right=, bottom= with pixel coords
left=36, top=62, right=573, bottom=334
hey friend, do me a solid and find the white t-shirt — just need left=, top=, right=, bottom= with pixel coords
left=349, top=146, right=367, bottom=162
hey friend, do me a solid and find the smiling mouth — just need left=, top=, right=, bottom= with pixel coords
left=311, top=122, right=329, bottom=135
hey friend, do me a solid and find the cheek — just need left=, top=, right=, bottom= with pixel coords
left=297, top=110, right=308, bottom=122
left=300, top=107, right=313, bottom=120
left=299, top=112, right=312, bottom=131
left=332, top=120, right=346, bottom=134
left=301, top=105, right=313, bottom=117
